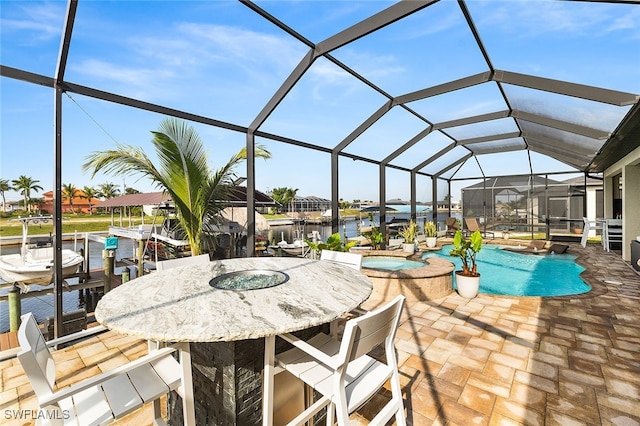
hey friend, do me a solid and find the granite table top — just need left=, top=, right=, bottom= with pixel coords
left=94, top=257, right=373, bottom=343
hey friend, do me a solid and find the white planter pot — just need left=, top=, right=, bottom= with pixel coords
left=403, top=243, right=415, bottom=253
left=455, top=271, right=480, bottom=298
left=425, top=237, right=437, bottom=248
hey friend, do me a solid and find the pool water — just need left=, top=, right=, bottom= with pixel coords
left=422, top=245, right=591, bottom=297
left=361, top=256, right=425, bottom=271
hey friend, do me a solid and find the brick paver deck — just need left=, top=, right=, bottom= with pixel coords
left=2, top=241, right=639, bottom=425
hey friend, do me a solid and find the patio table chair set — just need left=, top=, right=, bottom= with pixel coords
left=17, top=312, right=195, bottom=426
left=445, top=217, right=497, bottom=239
left=581, top=217, right=623, bottom=252
left=17, top=249, right=408, bottom=425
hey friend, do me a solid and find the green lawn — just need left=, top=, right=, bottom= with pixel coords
left=0, top=215, right=142, bottom=237
left=0, top=209, right=363, bottom=238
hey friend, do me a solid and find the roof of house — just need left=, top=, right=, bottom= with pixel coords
left=97, top=187, right=276, bottom=208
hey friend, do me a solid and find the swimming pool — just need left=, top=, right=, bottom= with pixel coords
left=422, top=245, right=591, bottom=297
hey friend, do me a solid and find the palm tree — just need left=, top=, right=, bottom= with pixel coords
left=0, top=178, right=11, bottom=213
left=82, top=186, right=100, bottom=215
left=98, top=182, right=120, bottom=199
left=31, top=198, right=45, bottom=214
left=82, top=118, right=271, bottom=255
left=11, top=175, right=43, bottom=213
left=62, top=183, right=78, bottom=214
left=270, top=187, right=298, bottom=213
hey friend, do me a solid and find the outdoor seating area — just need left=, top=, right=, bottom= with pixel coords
left=16, top=313, right=195, bottom=426
left=581, top=218, right=625, bottom=253
left=2, top=1, right=640, bottom=425
left=445, top=218, right=460, bottom=237
left=501, top=239, right=548, bottom=255
left=464, top=218, right=495, bottom=239
left=3, top=241, right=640, bottom=425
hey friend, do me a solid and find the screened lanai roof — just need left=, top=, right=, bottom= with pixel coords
left=3, top=1, right=640, bottom=328
left=1, top=0, right=639, bottom=210
left=2, top=0, right=639, bottom=184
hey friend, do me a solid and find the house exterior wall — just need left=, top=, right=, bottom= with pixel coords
left=584, top=185, right=604, bottom=238
left=604, top=144, right=640, bottom=262
left=40, top=190, right=98, bottom=214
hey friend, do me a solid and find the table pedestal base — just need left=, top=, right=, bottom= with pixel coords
left=168, top=325, right=327, bottom=425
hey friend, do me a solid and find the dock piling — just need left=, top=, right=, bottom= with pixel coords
left=8, top=284, right=21, bottom=331
left=137, top=240, right=145, bottom=276
left=103, top=250, right=115, bottom=293
left=122, top=267, right=130, bottom=283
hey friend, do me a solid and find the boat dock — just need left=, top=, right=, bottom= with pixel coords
left=0, top=268, right=123, bottom=352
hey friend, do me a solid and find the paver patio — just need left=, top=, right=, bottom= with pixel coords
left=1, top=241, right=639, bottom=425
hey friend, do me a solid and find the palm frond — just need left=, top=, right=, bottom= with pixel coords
left=82, top=145, right=163, bottom=186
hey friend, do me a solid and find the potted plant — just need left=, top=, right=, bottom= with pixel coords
left=305, top=232, right=357, bottom=259
left=399, top=220, right=417, bottom=253
left=449, top=230, right=483, bottom=298
left=362, top=227, right=384, bottom=250
left=424, top=221, right=437, bottom=248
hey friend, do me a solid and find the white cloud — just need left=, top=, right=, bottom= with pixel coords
left=0, top=1, right=64, bottom=43
left=477, top=1, right=638, bottom=39
left=68, top=21, right=308, bottom=105
left=605, top=8, right=640, bottom=40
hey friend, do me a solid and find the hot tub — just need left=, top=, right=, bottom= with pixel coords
left=359, top=250, right=454, bottom=302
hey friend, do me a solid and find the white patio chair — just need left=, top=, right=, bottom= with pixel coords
left=581, top=217, right=603, bottom=248
left=274, top=295, right=406, bottom=426
left=605, top=219, right=623, bottom=252
left=17, top=312, right=195, bottom=426
left=319, top=249, right=363, bottom=270
left=155, top=253, right=210, bottom=271
left=320, top=250, right=365, bottom=337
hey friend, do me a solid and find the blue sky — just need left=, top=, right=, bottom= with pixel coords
left=1, top=0, right=639, bottom=204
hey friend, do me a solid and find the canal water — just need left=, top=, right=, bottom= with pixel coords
left=0, top=238, right=136, bottom=333
left=0, top=212, right=457, bottom=333
left=267, top=212, right=454, bottom=243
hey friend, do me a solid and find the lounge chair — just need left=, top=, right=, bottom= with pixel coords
left=501, top=240, right=548, bottom=255
left=464, top=217, right=495, bottom=239
left=445, top=217, right=460, bottom=237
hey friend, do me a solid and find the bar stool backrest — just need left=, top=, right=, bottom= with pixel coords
left=320, top=250, right=362, bottom=270
left=17, top=313, right=56, bottom=399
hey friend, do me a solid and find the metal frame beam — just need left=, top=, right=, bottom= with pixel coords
left=414, top=142, right=457, bottom=172
left=395, top=71, right=492, bottom=104
left=457, top=132, right=522, bottom=146
left=512, top=110, right=610, bottom=139
left=51, top=0, right=77, bottom=340
left=494, top=70, right=639, bottom=106
left=470, top=145, right=524, bottom=156
left=523, top=132, right=600, bottom=157
left=432, top=110, right=510, bottom=130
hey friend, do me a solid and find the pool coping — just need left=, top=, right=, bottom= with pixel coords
left=361, top=253, right=455, bottom=279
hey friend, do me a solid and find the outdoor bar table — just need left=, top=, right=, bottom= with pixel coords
left=94, top=256, right=373, bottom=425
